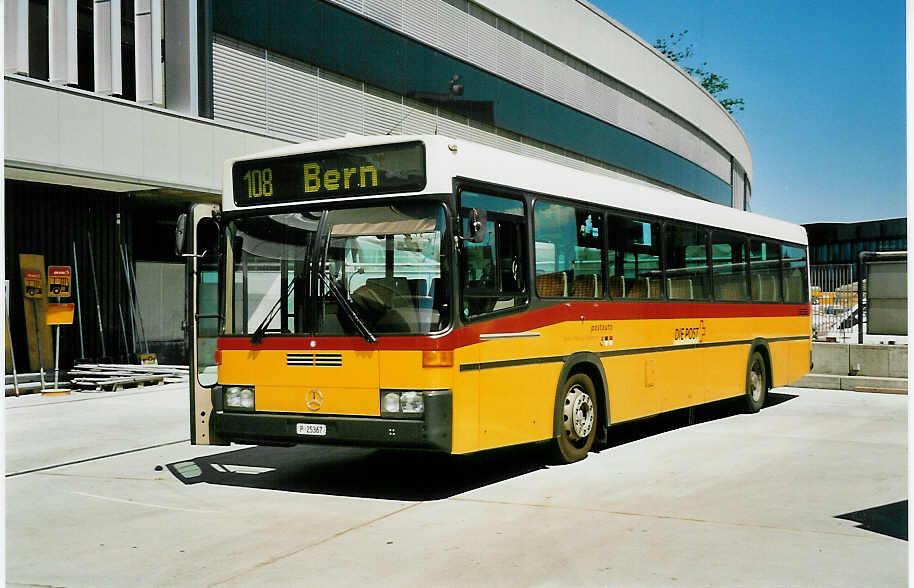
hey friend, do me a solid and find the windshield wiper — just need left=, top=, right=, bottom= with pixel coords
left=250, top=278, right=297, bottom=344
left=317, top=271, right=377, bottom=344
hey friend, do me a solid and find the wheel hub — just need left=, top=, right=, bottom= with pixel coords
left=563, top=384, right=594, bottom=441
left=750, top=365, right=763, bottom=402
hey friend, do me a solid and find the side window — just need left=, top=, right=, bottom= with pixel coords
left=460, top=191, right=527, bottom=319
left=608, top=214, right=662, bottom=299
left=782, top=245, right=809, bottom=303
left=663, top=223, right=709, bottom=300
left=711, top=231, right=749, bottom=301
left=750, top=240, right=781, bottom=302
left=533, top=200, right=603, bottom=298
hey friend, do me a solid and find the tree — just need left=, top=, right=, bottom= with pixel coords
left=653, top=30, right=745, bottom=115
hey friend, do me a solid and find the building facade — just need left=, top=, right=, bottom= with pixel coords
left=804, top=218, right=906, bottom=268
left=5, top=0, right=754, bottom=370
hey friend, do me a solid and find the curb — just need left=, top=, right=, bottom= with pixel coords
left=790, top=374, right=908, bottom=394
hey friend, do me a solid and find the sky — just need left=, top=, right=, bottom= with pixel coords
left=590, top=0, right=906, bottom=225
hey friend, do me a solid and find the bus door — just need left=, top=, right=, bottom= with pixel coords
left=460, top=191, right=536, bottom=448
left=182, top=203, right=226, bottom=445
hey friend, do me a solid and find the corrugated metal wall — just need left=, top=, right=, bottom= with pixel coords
left=212, top=37, right=267, bottom=129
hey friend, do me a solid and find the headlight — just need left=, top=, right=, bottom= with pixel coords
left=400, top=391, right=424, bottom=413
left=383, top=392, right=401, bottom=413
left=381, top=390, right=426, bottom=417
left=224, top=386, right=255, bottom=410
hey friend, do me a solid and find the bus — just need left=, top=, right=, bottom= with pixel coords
left=179, top=134, right=811, bottom=463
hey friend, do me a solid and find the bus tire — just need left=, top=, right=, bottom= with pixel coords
left=551, top=373, right=597, bottom=464
left=745, top=351, right=767, bottom=413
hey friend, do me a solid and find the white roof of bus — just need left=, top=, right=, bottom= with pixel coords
left=222, top=134, right=807, bottom=245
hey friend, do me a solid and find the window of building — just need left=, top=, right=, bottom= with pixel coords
left=460, top=191, right=527, bottom=318
left=711, top=231, right=749, bottom=301
left=533, top=200, right=603, bottom=298
left=782, top=245, right=809, bottom=303
left=608, top=214, right=662, bottom=299
left=744, top=174, right=751, bottom=211
left=750, top=240, right=781, bottom=302
left=663, top=223, right=709, bottom=300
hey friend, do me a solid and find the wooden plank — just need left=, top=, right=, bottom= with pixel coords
left=71, top=374, right=166, bottom=386
left=5, top=382, right=44, bottom=395
left=19, top=254, right=53, bottom=372
left=5, top=373, right=45, bottom=385
left=71, top=364, right=187, bottom=377
left=67, top=370, right=144, bottom=377
left=76, top=362, right=187, bottom=371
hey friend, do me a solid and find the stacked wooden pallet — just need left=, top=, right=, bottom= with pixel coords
left=67, top=363, right=189, bottom=392
left=5, top=364, right=189, bottom=395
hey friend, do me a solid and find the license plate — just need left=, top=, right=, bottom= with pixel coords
left=296, top=423, right=327, bottom=436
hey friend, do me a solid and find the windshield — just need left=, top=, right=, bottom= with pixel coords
left=225, top=201, right=450, bottom=337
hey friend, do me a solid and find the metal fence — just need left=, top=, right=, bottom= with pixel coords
left=809, top=264, right=858, bottom=341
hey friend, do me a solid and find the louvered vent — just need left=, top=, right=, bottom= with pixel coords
left=212, top=35, right=267, bottom=129
left=318, top=70, right=364, bottom=139
left=287, top=353, right=343, bottom=367
left=404, top=0, right=437, bottom=46
left=266, top=52, right=319, bottom=140
left=437, top=1, right=468, bottom=60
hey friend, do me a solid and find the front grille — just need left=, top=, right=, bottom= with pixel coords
left=286, top=353, right=343, bottom=367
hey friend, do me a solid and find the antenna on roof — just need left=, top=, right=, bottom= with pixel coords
left=385, top=110, right=411, bottom=135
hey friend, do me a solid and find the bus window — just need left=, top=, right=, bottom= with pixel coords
left=664, top=223, right=709, bottom=300
left=782, top=245, right=809, bottom=303
left=608, top=214, right=662, bottom=299
left=533, top=200, right=603, bottom=298
left=323, top=203, right=449, bottom=334
left=750, top=240, right=781, bottom=302
left=460, top=191, right=527, bottom=319
left=229, top=214, right=317, bottom=337
left=711, top=231, right=749, bottom=301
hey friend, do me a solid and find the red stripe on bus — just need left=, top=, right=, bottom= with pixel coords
left=217, top=301, right=810, bottom=352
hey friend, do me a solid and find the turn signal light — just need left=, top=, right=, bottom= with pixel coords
left=422, top=350, right=453, bottom=368
left=214, top=350, right=223, bottom=365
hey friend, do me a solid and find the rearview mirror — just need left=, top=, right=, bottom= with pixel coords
left=196, top=217, right=221, bottom=258
left=175, top=213, right=188, bottom=256
left=463, top=208, right=487, bottom=244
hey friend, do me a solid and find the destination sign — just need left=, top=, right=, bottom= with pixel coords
left=232, top=142, right=426, bottom=206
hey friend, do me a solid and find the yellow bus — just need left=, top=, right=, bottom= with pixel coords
left=179, top=134, right=811, bottom=463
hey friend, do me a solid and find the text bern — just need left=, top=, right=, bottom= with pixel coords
left=303, top=163, right=379, bottom=193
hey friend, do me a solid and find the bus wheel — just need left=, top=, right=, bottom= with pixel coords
left=745, top=351, right=767, bottom=413
left=552, top=373, right=597, bottom=464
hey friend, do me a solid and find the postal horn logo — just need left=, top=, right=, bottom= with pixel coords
left=306, top=389, right=324, bottom=411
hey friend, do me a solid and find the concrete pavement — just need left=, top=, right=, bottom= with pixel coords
left=5, top=384, right=907, bottom=587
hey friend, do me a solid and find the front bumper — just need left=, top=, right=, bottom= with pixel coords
left=213, top=390, right=452, bottom=451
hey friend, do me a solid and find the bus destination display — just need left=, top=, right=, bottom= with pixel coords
left=232, top=142, right=426, bottom=206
